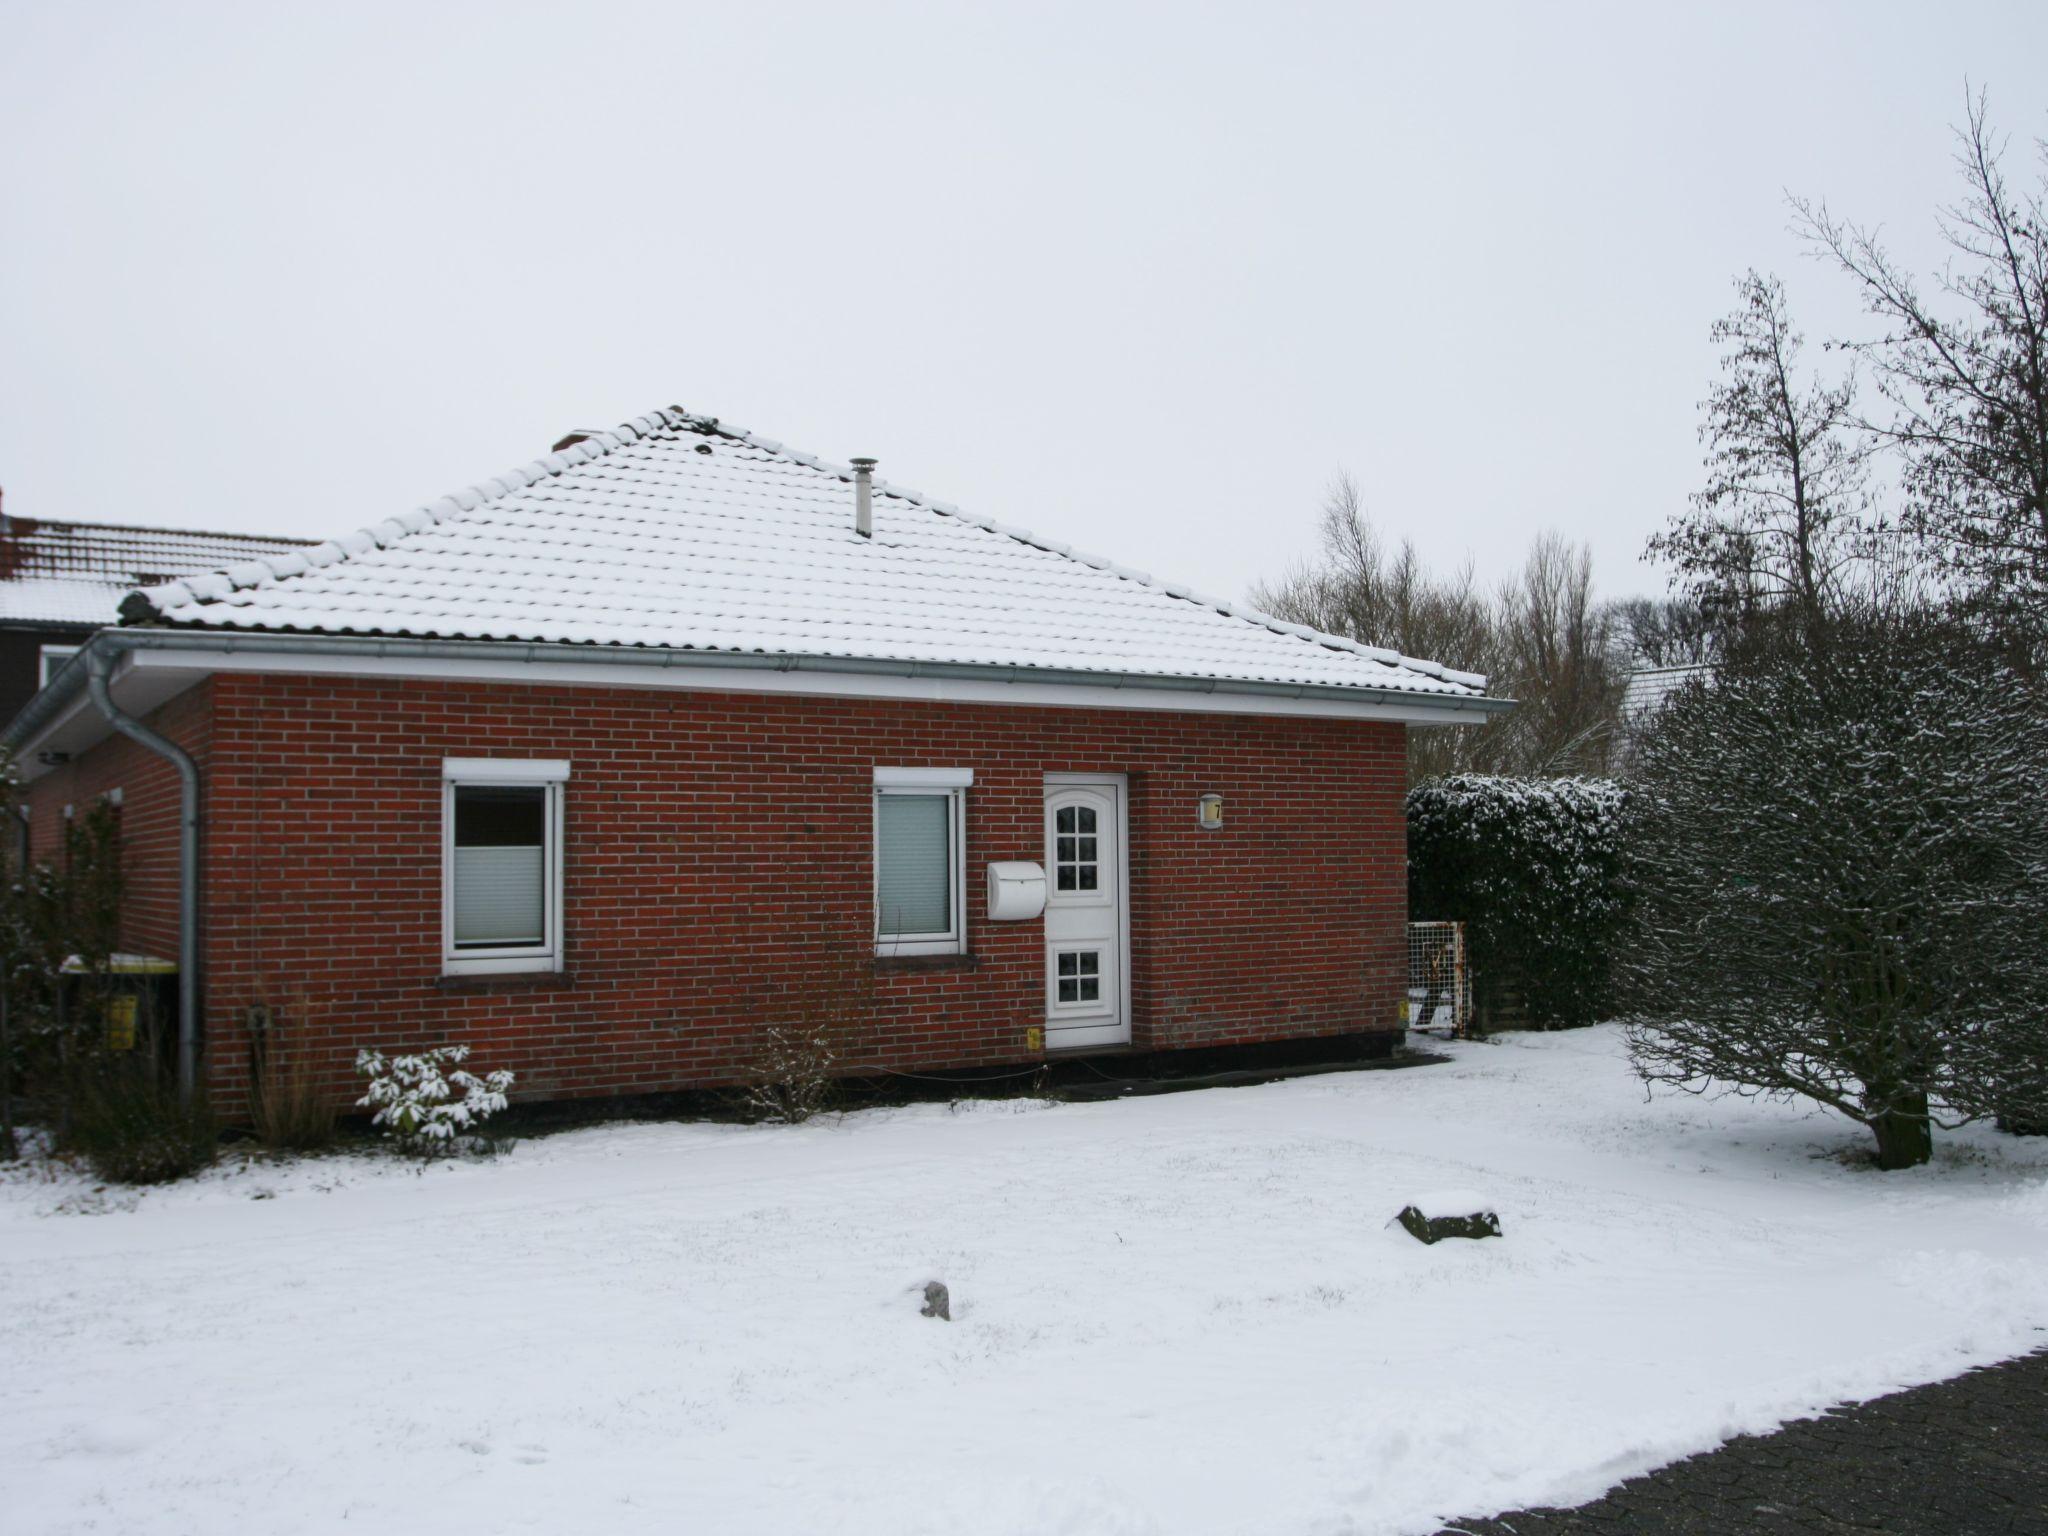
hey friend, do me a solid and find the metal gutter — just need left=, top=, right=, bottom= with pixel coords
left=5, top=627, right=1514, bottom=755
left=82, top=646, right=201, bottom=1102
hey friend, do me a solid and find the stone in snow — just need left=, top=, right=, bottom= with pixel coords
left=921, top=1281, right=951, bottom=1321
left=1394, top=1205, right=1502, bottom=1244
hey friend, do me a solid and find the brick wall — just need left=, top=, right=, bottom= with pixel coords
left=25, top=679, right=211, bottom=967
left=30, top=671, right=1410, bottom=1111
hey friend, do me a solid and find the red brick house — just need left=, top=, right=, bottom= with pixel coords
left=2, top=407, right=1507, bottom=1111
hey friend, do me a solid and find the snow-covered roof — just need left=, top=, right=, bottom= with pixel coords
left=0, top=519, right=316, bottom=627
left=124, top=408, right=1490, bottom=700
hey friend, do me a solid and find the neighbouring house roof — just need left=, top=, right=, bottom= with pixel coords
left=0, top=517, right=317, bottom=627
left=121, top=408, right=1493, bottom=702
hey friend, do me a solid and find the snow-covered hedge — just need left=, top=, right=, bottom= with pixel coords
left=1406, top=775, right=1631, bottom=1029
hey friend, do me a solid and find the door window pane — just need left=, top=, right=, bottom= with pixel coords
left=1054, top=803, right=1099, bottom=892
left=453, top=785, right=547, bottom=948
left=1056, top=949, right=1101, bottom=1003
left=877, top=793, right=953, bottom=938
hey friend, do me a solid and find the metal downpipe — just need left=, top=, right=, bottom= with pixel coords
left=84, top=649, right=200, bottom=1100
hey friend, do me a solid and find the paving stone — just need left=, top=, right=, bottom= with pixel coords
left=1440, top=1350, right=2048, bottom=1535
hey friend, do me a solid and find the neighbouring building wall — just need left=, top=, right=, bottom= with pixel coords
left=22, top=679, right=213, bottom=967
left=43, top=671, right=1410, bottom=1112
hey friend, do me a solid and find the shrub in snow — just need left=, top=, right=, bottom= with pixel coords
left=1406, top=775, right=1632, bottom=1029
left=1619, top=616, right=2048, bottom=1169
left=738, top=1021, right=844, bottom=1125
left=245, top=1001, right=338, bottom=1153
left=64, top=1066, right=218, bottom=1185
left=735, top=947, right=872, bottom=1124
left=355, top=1045, right=513, bottom=1153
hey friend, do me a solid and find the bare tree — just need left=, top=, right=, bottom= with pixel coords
left=1607, top=595, right=1719, bottom=669
left=1494, top=533, right=1625, bottom=776
left=1253, top=475, right=1503, bottom=781
left=1255, top=476, right=1624, bottom=780
left=1793, top=89, right=2048, bottom=663
left=1251, top=473, right=1501, bottom=684
left=1649, top=271, right=1874, bottom=642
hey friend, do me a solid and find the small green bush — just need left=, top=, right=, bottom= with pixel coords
left=1407, top=774, right=1632, bottom=1029
left=63, top=1067, right=219, bottom=1184
left=355, top=1045, right=513, bottom=1156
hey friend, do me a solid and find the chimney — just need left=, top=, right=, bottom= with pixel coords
left=851, top=457, right=877, bottom=539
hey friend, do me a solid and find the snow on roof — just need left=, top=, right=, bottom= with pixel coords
left=0, top=519, right=317, bottom=627
left=125, top=409, right=1490, bottom=699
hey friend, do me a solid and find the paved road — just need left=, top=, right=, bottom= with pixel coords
left=1441, top=1350, right=2048, bottom=1535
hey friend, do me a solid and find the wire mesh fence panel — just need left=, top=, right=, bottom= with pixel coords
left=1405, top=921, right=1469, bottom=1037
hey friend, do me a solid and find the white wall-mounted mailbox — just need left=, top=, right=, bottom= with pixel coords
left=987, top=861, right=1047, bottom=922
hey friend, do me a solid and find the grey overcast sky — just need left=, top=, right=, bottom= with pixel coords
left=2, top=2, right=2043, bottom=609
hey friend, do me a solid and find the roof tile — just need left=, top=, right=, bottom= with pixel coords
left=0, top=519, right=315, bottom=627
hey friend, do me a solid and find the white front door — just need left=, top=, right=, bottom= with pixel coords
left=1043, top=776, right=1129, bottom=1049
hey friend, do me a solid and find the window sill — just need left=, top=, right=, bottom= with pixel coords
left=873, top=953, right=981, bottom=974
left=435, top=970, right=576, bottom=994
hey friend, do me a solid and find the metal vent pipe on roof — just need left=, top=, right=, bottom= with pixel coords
left=851, top=457, right=876, bottom=539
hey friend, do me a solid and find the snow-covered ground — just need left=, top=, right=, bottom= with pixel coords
left=6, top=1025, right=2047, bottom=1536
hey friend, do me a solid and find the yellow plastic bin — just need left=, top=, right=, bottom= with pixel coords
left=58, top=952, right=179, bottom=1072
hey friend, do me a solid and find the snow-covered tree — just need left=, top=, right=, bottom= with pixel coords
left=1621, top=613, right=2048, bottom=1168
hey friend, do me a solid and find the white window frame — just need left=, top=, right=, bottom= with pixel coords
left=38, top=644, right=79, bottom=689
left=441, top=759, right=569, bottom=977
left=872, top=767, right=971, bottom=957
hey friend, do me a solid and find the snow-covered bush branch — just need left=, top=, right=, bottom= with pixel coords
left=355, top=1045, right=514, bottom=1152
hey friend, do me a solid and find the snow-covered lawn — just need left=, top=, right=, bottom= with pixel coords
left=6, top=1026, right=2048, bottom=1536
